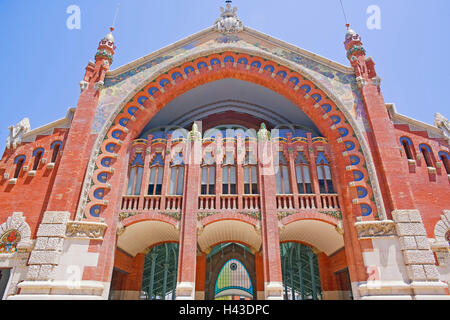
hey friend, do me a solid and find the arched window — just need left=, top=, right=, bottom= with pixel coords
left=400, top=137, right=414, bottom=160
left=295, top=152, right=312, bottom=194
left=169, top=152, right=185, bottom=195
left=201, top=152, right=216, bottom=195
left=148, top=153, right=164, bottom=195
left=243, top=150, right=258, bottom=194
left=419, top=144, right=434, bottom=168
left=13, top=155, right=26, bottom=179
left=316, top=152, right=335, bottom=194
left=222, top=152, right=236, bottom=195
left=275, top=152, right=291, bottom=194
left=126, top=153, right=144, bottom=195
left=439, top=151, right=450, bottom=174
left=32, top=148, right=44, bottom=171
left=50, top=141, right=63, bottom=163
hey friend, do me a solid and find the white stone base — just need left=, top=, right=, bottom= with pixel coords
left=359, top=295, right=413, bottom=300
left=8, top=280, right=106, bottom=299
left=414, top=295, right=450, bottom=300
left=176, top=282, right=195, bottom=300
left=8, top=295, right=103, bottom=300
left=264, top=282, right=283, bottom=300
left=357, top=280, right=450, bottom=300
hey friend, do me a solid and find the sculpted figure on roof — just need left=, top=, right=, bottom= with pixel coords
left=6, top=118, right=30, bottom=149
left=214, top=1, right=244, bottom=34
left=435, top=113, right=450, bottom=143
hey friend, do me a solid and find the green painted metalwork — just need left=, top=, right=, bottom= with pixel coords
left=280, top=242, right=322, bottom=300
left=141, top=243, right=178, bottom=300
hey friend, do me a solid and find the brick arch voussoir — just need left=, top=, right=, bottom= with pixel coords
left=200, top=214, right=260, bottom=228
left=84, top=53, right=377, bottom=221
left=280, top=212, right=341, bottom=227
left=121, top=212, right=179, bottom=229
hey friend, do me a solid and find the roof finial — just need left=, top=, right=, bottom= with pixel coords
left=339, top=0, right=349, bottom=26
left=214, top=0, right=244, bottom=34
left=111, top=3, right=120, bottom=30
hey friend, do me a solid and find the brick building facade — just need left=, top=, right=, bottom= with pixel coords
left=0, top=4, right=449, bottom=300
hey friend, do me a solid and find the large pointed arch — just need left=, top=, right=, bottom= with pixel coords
left=76, top=47, right=386, bottom=223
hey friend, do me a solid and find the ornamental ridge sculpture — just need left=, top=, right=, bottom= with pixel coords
left=6, top=118, right=31, bottom=149
left=214, top=1, right=244, bottom=34
left=434, top=113, right=450, bottom=143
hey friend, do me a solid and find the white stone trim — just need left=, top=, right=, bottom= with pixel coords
left=387, top=103, right=448, bottom=141
left=434, top=210, right=450, bottom=243
left=21, top=108, right=75, bottom=144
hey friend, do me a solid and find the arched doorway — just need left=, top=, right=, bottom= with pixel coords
left=205, top=243, right=257, bottom=300
left=280, top=242, right=321, bottom=300
left=141, top=243, right=179, bottom=300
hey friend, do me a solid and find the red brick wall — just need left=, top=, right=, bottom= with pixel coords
left=0, top=129, right=68, bottom=237
left=393, top=124, right=450, bottom=236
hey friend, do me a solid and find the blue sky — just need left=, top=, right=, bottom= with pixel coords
left=0, top=0, right=449, bottom=150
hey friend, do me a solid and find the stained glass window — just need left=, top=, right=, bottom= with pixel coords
left=215, top=259, right=253, bottom=299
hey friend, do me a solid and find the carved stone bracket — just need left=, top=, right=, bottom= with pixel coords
left=94, top=81, right=104, bottom=91
left=372, top=76, right=382, bottom=87
left=65, top=221, right=108, bottom=240
left=355, top=76, right=367, bottom=88
left=354, top=220, right=397, bottom=239
left=79, top=80, right=89, bottom=92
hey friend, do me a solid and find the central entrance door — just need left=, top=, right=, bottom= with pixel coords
left=205, top=243, right=256, bottom=300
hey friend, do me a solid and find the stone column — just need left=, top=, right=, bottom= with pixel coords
left=18, top=212, right=70, bottom=297
left=9, top=211, right=108, bottom=300
left=392, top=210, right=449, bottom=299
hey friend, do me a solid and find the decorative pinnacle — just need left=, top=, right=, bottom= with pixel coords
left=214, top=0, right=244, bottom=34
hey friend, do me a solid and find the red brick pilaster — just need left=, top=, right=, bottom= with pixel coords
left=176, top=140, right=201, bottom=299
left=258, top=140, right=283, bottom=299
left=345, top=28, right=416, bottom=213
left=195, top=253, right=206, bottom=300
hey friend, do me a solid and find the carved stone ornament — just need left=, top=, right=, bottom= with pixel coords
left=79, top=80, right=89, bottom=92
left=433, top=210, right=450, bottom=244
left=94, top=81, right=105, bottom=91
left=214, top=2, right=244, bottom=34
left=6, top=118, right=31, bottom=149
left=189, top=122, right=202, bottom=142
left=434, top=113, right=450, bottom=143
left=355, top=76, right=367, bottom=88
left=354, top=220, right=397, bottom=239
left=65, top=221, right=108, bottom=240
left=257, top=123, right=270, bottom=141
left=372, top=76, right=382, bottom=87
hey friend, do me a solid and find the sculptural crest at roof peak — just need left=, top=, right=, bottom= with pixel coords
left=214, top=1, right=244, bottom=34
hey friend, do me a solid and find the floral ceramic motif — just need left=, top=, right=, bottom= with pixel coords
left=0, top=230, right=21, bottom=254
